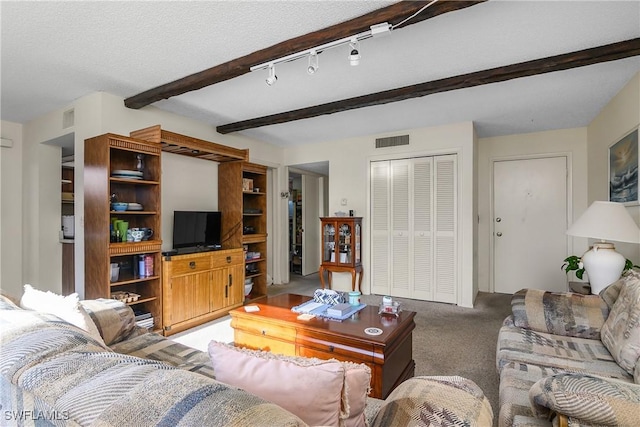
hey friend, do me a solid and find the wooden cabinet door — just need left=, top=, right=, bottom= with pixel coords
left=210, top=268, right=226, bottom=312
left=226, top=263, right=245, bottom=307
left=168, top=271, right=211, bottom=325
left=212, top=264, right=244, bottom=309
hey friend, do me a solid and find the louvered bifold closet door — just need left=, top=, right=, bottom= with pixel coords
left=433, top=155, right=457, bottom=304
left=412, top=157, right=434, bottom=300
left=371, top=161, right=391, bottom=295
left=370, top=155, right=456, bottom=303
left=390, top=160, right=411, bottom=298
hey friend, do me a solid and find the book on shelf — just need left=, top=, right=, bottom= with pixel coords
left=133, top=309, right=152, bottom=321
left=136, top=318, right=154, bottom=329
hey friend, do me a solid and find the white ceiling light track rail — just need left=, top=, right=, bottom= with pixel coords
left=250, top=0, right=438, bottom=85
left=250, top=23, right=391, bottom=77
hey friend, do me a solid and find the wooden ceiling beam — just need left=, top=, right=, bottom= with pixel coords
left=124, top=1, right=485, bottom=109
left=216, top=38, right=640, bottom=134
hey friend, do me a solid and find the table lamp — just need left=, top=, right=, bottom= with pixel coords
left=566, top=201, right=640, bottom=294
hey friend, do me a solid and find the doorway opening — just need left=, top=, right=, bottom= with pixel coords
left=287, top=162, right=329, bottom=277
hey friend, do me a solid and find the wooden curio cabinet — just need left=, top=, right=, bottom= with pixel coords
left=319, top=217, right=363, bottom=292
left=84, top=133, right=162, bottom=332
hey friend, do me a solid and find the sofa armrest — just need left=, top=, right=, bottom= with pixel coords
left=511, top=288, right=610, bottom=339
left=370, top=376, right=493, bottom=427
left=530, top=373, right=640, bottom=426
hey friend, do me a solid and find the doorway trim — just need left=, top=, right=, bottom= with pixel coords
left=489, top=152, right=573, bottom=293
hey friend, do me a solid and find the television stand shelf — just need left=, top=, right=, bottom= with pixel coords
left=161, top=248, right=244, bottom=336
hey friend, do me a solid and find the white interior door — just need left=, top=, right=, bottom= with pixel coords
left=493, top=156, right=568, bottom=294
left=302, top=175, right=320, bottom=275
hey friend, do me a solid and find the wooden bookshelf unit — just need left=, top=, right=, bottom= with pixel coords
left=84, top=133, right=163, bottom=332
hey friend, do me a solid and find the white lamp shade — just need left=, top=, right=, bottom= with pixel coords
left=566, top=201, right=640, bottom=243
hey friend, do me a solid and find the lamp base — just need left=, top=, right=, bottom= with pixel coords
left=581, top=242, right=625, bottom=295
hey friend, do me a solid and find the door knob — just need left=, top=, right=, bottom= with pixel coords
left=496, top=218, right=502, bottom=222
left=496, top=232, right=503, bottom=237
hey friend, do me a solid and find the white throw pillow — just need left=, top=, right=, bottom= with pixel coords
left=20, top=284, right=105, bottom=346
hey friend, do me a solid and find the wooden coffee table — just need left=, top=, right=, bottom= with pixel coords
left=229, top=293, right=416, bottom=399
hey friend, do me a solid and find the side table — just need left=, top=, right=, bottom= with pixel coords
left=319, top=264, right=363, bottom=292
left=568, top=281, right=591, bottom=295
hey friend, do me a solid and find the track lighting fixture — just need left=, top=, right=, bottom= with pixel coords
left=250, top=13, right=418, bottom=84
left=307, top=50, right=319, bottom=75
left=249, top=0, right=440, bottom=85
left=265, top=64, right=277, bottom=86
left=349, top=39, right=360, bottom=66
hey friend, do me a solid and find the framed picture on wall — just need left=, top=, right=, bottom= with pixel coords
left=609, top=127, right=639, bottom=205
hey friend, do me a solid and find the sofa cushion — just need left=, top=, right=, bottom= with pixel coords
left=110, top=331, right=216, bottom=379
left=208, top=340, right=345, bottom=427
left=370, top=376, right=493, bottom=427
left=530, top=373, right=640, bottom=426
left=81, top=298, right=140, bottom=346
left=498, top=362, right=566, bottom=427
left=0, top=294, right=21, bottom=310
left=601, top=272, right=640, bottom=375
left=601, top=277, right=625, bottom=309
left=511, top=288, right=609, bottom=339
left=19, top=284, right=105, bottom=346
left=497, top=324, right=631, bottom=380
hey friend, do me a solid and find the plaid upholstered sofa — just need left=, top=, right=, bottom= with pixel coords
left=496, top=270, right=640, bottom=427
left=0, top=293, right=493, bottom=426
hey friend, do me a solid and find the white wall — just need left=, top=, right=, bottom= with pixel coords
left=0, top=121, right=25, bottom=299
left=285, top=122, right=478, bottom=307
left=10, top=91, right=285, bottom=300
left=587, top=73, right=640, bottom=262
left=477, top=128, right=589, bottom=292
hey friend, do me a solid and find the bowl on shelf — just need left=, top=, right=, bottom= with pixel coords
left=111, top=202, right=128, bottom=211
left=244, top=283, right=253, bottom=297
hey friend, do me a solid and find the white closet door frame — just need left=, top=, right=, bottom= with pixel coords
left=369, top=152, right=458, bottom=304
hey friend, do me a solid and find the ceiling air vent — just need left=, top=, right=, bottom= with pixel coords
left=375, top=134, right=409, bottom=148
left=62, top=108, right=74, bottom=129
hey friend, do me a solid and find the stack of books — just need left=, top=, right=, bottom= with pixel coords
left=133, top=309, right=154, bottom=330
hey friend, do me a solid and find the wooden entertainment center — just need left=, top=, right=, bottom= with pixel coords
left=84, top=125, right=268, bottom=335
left=161, top=248, right=244, bottom=336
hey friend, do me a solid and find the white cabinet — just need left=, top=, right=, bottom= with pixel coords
left=371, top=155, right=457, bottom=303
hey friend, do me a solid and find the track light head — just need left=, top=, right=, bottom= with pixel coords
left=307, top=50, right=319, bottom=75
left=266, top=65, right=277, bottom=86
left=349, top=40, right=360, bottom=66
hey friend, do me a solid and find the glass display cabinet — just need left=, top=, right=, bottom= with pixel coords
left=319, top=217, right=362, bottom=291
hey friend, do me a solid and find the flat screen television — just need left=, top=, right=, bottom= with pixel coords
left=172, top=211, right=222, bottom=252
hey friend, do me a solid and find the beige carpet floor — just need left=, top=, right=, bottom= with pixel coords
left=171, top=273, right=512, bottom=425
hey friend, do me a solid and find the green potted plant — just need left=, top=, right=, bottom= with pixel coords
left=561, top=255, right=585, bottom=279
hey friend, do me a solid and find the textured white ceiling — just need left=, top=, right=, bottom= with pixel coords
left=2, top=1, right=640, bottom=148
